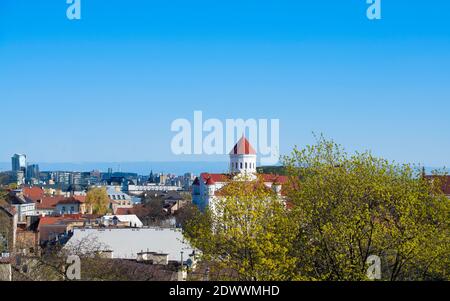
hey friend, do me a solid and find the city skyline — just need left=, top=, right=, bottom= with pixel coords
left=1, top=1, right=450, bottom=167
left=1, top=0, right=449, bottom=286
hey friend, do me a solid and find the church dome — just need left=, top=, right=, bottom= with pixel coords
left=229, top=136, right=256, bottom=155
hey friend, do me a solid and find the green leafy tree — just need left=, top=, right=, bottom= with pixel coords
left=85, top=187, right=110, bottom=215
left=184, top=177, right=300, bottom=281
left=283, top=136, right=450, bottom=281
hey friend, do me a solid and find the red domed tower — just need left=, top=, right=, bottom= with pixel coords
left=229, top=135, right=257, bottom=174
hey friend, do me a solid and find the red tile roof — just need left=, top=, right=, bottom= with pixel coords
left=261, top=174, right=288, bottom=184
left=38, top=214, right=83, bottom=228
left=115, top=207, right=137, bottom=215
left=57, top=197, right=83, bottom=205
left=73, top=195, right=87, bottom=203
left=36, top=196, right=65, bottom=210
left=200, top=173, right=231, bottom=183
left=229, top=136, right=256, bottom=155
left=38, top=216, right=64, bottom=227
left=205, top=177, right=216, bottom=186
left=23, top=186, right=45, bottom=201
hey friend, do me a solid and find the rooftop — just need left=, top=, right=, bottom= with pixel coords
left=66, top=228, right=194, bottom=262
left=229, top=136, right=257, bottom=155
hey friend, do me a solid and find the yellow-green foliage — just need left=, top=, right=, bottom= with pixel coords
left=185, top=136, right=449, bottom=281
left=284, top=136, right=450, bottom=281
left=184, top=177, right=300, bottom=281
left=86, top=187, right=110, bottom=215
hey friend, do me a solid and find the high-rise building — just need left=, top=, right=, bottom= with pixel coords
left=11, top=154, right=27, bottom=173
left=26, top=164, right=40, bottom=181
left=12, top=154, right=27, bottom=185
left=54, top=171, right=71, bottom=186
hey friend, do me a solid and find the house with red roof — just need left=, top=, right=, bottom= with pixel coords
left=192, top=136, right=288, bottom=211
left=37, top=214, right=85, bottom=245
left=22, top=186, right=45, bottom=202
left=34, top=196, right=65, bottom=216
left=55, top=196, right=93, bottom=215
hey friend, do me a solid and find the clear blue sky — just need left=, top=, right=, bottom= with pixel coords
left=0, top=0, right=449, bottom=167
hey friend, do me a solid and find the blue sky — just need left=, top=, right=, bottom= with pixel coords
left=0, top=0, right=449, bottom=168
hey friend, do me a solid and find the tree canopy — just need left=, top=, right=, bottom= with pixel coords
left=184, top=176, right=299, bottom=281
left=85, top=187, right=110, bottom=215
left=185, top=137, right=450, bottom=281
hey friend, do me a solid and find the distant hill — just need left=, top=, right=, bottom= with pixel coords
left=0, top=161, right=231, bottom=175
left=257, top=166, right=288, bottom=175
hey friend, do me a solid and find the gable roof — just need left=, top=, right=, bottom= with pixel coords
left=73, top=195, right=86, bottom=203
left=56, top=197, right=83, bottom=205
left=114, top=205, right=146, bottom=216
left=115, top=207, right=136, bottom=215
left=36, top=196, right=65, bottom=210
left=229, top=136, right=256, bottom=155
left=205, top=177, right=216, bottom=186
left=22, top=186, right=45, bottom=201
left=200, top=173, right=231, bottom=183
left=38, top=214, right=83, bottom=228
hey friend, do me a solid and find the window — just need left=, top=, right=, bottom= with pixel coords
left=245, top=163, right=248, bottom=169
left=240, top=162, right=243, bottom=169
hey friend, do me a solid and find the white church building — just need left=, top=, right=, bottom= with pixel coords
left=192, top=136, right=288, bottom=211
